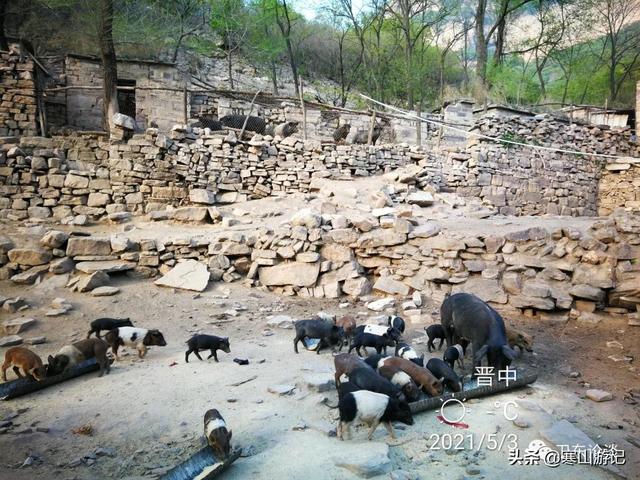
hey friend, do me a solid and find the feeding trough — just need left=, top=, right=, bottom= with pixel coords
left=0, top=358, right=108, bottom=401
left=160, top=446, right=241, bottom=480
left=409, top=372, right=538, bottom=414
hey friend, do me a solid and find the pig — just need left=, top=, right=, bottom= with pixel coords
left=105, top=327, right=167, bottom=360
left=185, top=335, right=230, bottom=363
left=293, top=319, right=344, bottom=355
left=336, top=315, right=357, bottom=349
left=333, top=353, right=370, bottom=387
left=426, top=358, right=463, bottom=392
left=87, top=317, right=133, bottom=339
left=506, top=327, right=534, bottom=354
left=395, top=342, right=424, bottom=366
left=2, top=347, right=46, bottom=382
left=363, top=353, right=388, bottom=370
left=345, top=367, right=404, bottom=400
left=47, top=338, right=110, bottom=377
left=204, top=409, right=232, bottom=460
left=443, top=344, right=466, bottom=369
left=441, top=293, right=517, bottom=373
left=349, top=325, right=400, bottom=357
left=337, top=380, right=361, bottom=399
left=378, top=364, right=421, bottom=401
left=378, top=356, right=444, bottom=396
left=425, top=324, right=446, bottom=352
left=338, top=390, right=413, bottom=440
left=388, top=315, right=405, bottom=334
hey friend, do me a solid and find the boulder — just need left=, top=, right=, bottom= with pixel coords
left=366, top=297, right=395, bottom=312
left=66, top=237, right=111, bottom=257
left=11, top=265, right=49, bottom=284
left=304, top=374, right=335, bottom=393
left=189, top=189, right=216, bottom=205
left=173, top=207, right=210, bottom=223
left=2, top=297, right=27, bottom=313
left=0, top=335, right=23, bottom=347
left=7, top=248, right=51, bottom=266
left=585, top=389, right=613, bottom=402
left=373, top=276, right=410, bottom=296
left=2, top=318, right=36, bottom=335
left=343, top=277, right=372, bottom=297
left=50, top=257, right=74, bottom=274
left=409, top=222, right=441, bottom=239
left=406, top=191, right=434, bottom=206
left=40, top=230, right=69, bottom=249
left=572, top=263, right=615, bottom=289
left=334, top=442, right=391, bottom=478
left=569, top=284, right=605, bottom=302
left=259, top=262, right=320, bottom=287
left=75, top=260, right=136, bottom=274
left=291, top=209, right=322, bottom=229
left=90, top=286, right=120, bottom=297
left=155, top=260, right=210, bottom=292
left=112, top=112, right=136, bottom=130
left=356, top=230, right=406, bottom=248
left=320, top=244, right=353, bottom=263
left=77, top=271, right=110, bottom=293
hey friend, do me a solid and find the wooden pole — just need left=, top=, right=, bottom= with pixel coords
left=416, top=105, right=421, bottom=146
left=299, top=78, right=307, bottom=140
left=183, top=86, right=188, bottom=125
left=239, top=90, right=261, bottom=139
left=367, top=109, right=377, bottom=145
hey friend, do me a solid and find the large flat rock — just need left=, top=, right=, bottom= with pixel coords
left=75, top=260, right=136, bottom=274
left=258, top=262, right=320, bottom=287
left=7, top=248, right=51, bottom=266
left=154, top=260, right=210, bottom=292
left=66, top=237, right=111, bottom=257
left=333, top=442, right=391, bottom=478
left=2, top=318, right=36, bottom=335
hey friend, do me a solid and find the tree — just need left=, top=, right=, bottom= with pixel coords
left=154, top=0, right=207, bottom=63
left=0, top=0, right=8, bottom=51
left=273, top=0, right=299, bottom=95
left=209, top=0, right=247, bottom=89
left=591, top=0, right=640, bottom=103
left=98, top=0, right=119, bottom=130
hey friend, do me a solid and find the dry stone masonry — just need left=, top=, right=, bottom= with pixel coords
left=0, top=48, right=38, bottom=137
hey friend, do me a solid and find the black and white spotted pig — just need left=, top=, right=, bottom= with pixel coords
left=388, top=315, right=405, bottom=334
left=443, top=343, right=466, bottom=369
left=204, top=409, right=232, bottom=459
left=47, top=338, right=110, bottom=377
left=338, top=390, right=414, bottom=440
left=105, top=327, right=167, bottom=359
left=395, top=342, right=424, bottom=366
left=185, top=335, right=230, bottom=363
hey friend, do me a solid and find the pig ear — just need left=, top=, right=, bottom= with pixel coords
left=502, top=345, right=517, bottom=361
left=474, top=345, right=489, bottom=362
left=227, top=430, right=232, bottom=441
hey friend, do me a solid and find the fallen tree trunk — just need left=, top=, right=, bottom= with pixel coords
left=161, top=446, right=242, bottom=480
left=409, top=372, right=538, bottom=414
left=0, top=358, right=104, bottom=401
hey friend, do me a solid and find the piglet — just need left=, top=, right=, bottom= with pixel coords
left=87, top=317, right=133, bottom=339
left=105, top=327, right=167, bottom=359
left=388, top=315, right=405, bottom=334
left=204, top=409, right=232, bottom=459
left=47, top=338, right=110, bottom=377
left=395, top=342, right=424, bottom=366
left=443, top=344, right=466, bottom=369
left=293, top=319, right=344, bottom=355
left=425, top=324, right=446, bottom=352
left=2, top=347, right=46, bottom=382
left=426, top=358, right=463, bottom=392
left=185, top=335, right=230, bottom=363
left=338, top=390, right=414, bottom=441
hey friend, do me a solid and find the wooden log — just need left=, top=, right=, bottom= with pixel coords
left=0, top=358, right=106, bottom=401
left=409, top=372, right=537, bottom=414
left=161, top=446, right=241, bottom=480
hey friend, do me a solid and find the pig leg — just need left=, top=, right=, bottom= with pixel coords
left=87, top=328, right=94, bottom=339
left=13, top=366, right=23, bottom=378
left=112, top=344, right=120, bottom=360
left=194, top=349, right=204, bottom=361
left=137, top=344, right=148, bottom=358
left=337, top=421, right=343, bottom=440
left=437, top=338, right=444, bottom=350
left=185, top=349, right=192, bottom=363
left=384, top=421, right=396, bottom=439
left=1, top=362, right=8, bottom=381
left=207, top=350, right=219, bottom=362
left=367, top=419, right=381, bottom=441
left=293, top=335, right=301, bottom=354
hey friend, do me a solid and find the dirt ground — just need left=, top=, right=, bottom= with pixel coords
left=0, top=271, right=638, bottom=480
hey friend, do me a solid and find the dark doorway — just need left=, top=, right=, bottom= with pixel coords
left=117, top=79, right=136, bottom=119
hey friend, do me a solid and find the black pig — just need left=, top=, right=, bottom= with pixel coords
left=186, top=335, right=230, bottom=363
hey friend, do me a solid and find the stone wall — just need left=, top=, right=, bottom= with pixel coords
left=62, top=55, right=185, bottom=132
left=1, top=209, right=638, bottom=323
left=0, top=47, right=39, bottom=137
left=599, top=163, right=640, bottom=215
